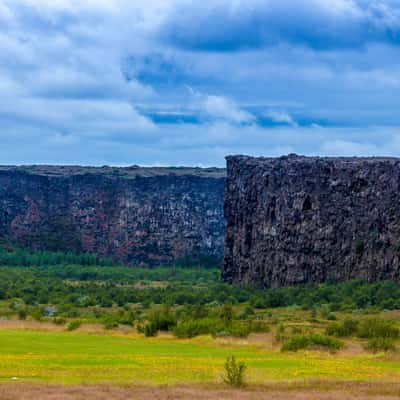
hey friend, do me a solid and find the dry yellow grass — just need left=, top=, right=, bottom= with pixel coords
left=0, top=319, right=134, bottom=335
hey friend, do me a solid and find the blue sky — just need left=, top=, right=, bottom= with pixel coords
left=1, top=0, right=400, bottom=166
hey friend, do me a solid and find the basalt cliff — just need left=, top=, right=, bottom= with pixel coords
left=223, top=155, right=400, bottom=287
left=0, top=165, right=225, bottom=265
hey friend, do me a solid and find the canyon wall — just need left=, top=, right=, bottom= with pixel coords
left=0, top=165, right=226, bottom=265
left=223, top=154, right=400, bottom=287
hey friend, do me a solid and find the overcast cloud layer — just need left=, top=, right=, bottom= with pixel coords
left=1, top=0, right=400, bottom=166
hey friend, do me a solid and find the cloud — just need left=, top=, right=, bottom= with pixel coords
left=161, top=0, right=400, bottom=51
left=200, top=94, right=255, bottom=124
left=1, top=0, right=400, bottom=166
left=264, top=110, right=298, bottom=126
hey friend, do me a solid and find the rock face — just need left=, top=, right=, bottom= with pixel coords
left=223, top=155, right=400, bottom=287
left=0, top=165, right=226, bottom=265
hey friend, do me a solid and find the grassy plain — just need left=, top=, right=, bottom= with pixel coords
left=1, top=251, right=400, bottom=398
left=0, top=328, right=399, bottom=387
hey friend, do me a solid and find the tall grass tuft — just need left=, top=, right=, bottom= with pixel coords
left=223, top=356, right=247, bottom=388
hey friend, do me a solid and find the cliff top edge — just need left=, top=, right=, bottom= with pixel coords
left=226, top=154, right=400, bottom=164
left=0, top=165, right=226, bottom=178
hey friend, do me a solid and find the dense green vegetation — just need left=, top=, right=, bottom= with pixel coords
left=1, top=246, right=400, bottom=347
left=326, top=318, right=400, bottom=340
left=0, top=245, right=116, bottom=267
left=281, top=334, right=344, bottom=353
left=2, top=263, right=400, bottom=313
left=1, top=246, right=400, bottom=388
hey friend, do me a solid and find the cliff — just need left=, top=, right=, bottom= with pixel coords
left=223, top=154, right=400, bottom=287
left=0, top=165, right=226, bottom=265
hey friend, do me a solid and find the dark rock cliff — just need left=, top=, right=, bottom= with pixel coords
left=223, top=154, right=400, bottom=287
left=0, top=165, right=226, bottom=265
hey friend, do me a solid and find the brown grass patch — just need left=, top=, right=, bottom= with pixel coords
left=1, top=382, right=400, bottom=400
left=0, top=320, right=65, bottom=332
left=0, top=319, right=140, bottom=335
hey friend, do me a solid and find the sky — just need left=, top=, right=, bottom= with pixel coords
left=1, top=0, right=400, bottom=166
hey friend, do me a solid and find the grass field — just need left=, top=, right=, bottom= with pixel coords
left=1, top=257, right=400, bottom=398
left=0, top=328, right=399, bottom=386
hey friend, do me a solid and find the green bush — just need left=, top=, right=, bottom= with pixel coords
left=17, top=309, right=27, bottom=320
left=173, top=318, right=231, bottom=338
left=66, top=320, right=82, bottom=331
left=214, top=324, right=250, bottom=338
left=357, top=319, right=399, bottom=339
left=144, top=322, right=158, bottom=337
left=173, top=319, right=214, bottom=338
left=116, top=311, right=136, bottom=326
left=136, top=323, right=145, bottom=334
left=30, top=307, right=45, bottom=321
left=173, top=318, right=255, bottom=339
left=281, top=334, right=344, bottom=353
left=53, top=317, right=66, bottom=325
left=365, top=337, right=396, bottom=353
left=319, top=304, right=331, bottom=319
left=148, top=307, right=177, bottom=332
left=104, top=320, right=119, bottom=330
left=223, top=356, right=246, bottom=388
left=326, top=319, right=359, bottom=337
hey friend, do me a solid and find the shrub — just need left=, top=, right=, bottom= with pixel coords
left=214, top=324, right=250, bottom=338
left=148, top=307, right=176, bottom=332
left=319, top=304, right=331, bottom=319
left=281, top=335, right=309, bottom=352
left=357, top=319, right=399, bottom=339
left=53, top=317, right=66, bottom=325
left=173, top=318, right=254, bottom=339
left=104, top=320, right=119, bottom=330
left=365, top=338, right=396, bottom=353
left=17, top=309, right=27, bottom=320
left=136, top=323, right=145, bottom=334
left=173, top=319, right=216, bottom=338
left=30, top=307, right=44, bottom=321
left=223, top=356, right=246, bottom=388
left=144, top=322, right=158, bottom=337
left=281, top=334, right=344, bottom=353
left=238, top=305, right=255, bottom=320
left=219, top=304, right=234, bottom=324
left=66, top=320, right=82, bottom=331
left=116, top=311, right=136, bottom=326
left=326, top=319, right=359, bottom=337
